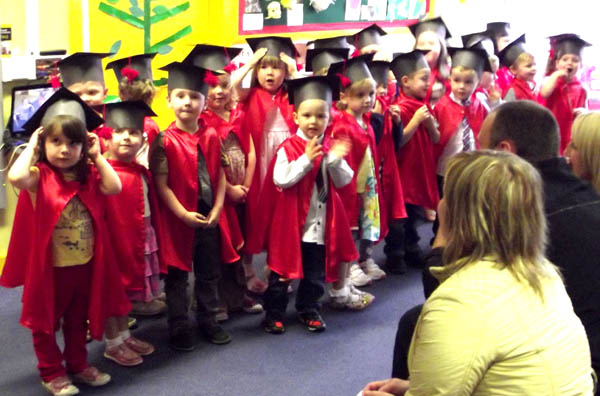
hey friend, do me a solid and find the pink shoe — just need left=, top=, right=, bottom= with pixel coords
left=103, top=344, right=143, bottom=366
left=71, top=366, right=111, bottom=387
left=123, top=336, right=155, bottom=356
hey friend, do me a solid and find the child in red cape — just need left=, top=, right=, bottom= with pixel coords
left=251, top=76, right=357, bottom=333
left=540, top=34, right=591, bottom=154
left=2, top=88, right=129, bottom=395
left=498, top=35, right=538, bottom=102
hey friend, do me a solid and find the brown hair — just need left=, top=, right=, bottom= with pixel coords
left=438, top=150, right=557, bottom=299
left=336, top=78, right=376, bottom=111
left=118, top=78, right=156, bottom=105
left=40, top=114, right=89, bottom=183
left=251, top=55, right=288, bottom=88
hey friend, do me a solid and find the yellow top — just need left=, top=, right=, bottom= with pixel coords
left=407, top=260, right=595, bottom=396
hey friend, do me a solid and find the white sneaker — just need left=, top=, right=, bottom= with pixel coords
left=349, top=284, right=375, bottom=304
left=360, top=258, right=386, bottom=281
left=349, top=263, right=372, bottom=287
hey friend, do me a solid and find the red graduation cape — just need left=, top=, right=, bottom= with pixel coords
left=543, top=77, right=587, bottom=154
left=330, top=111, right=383, bottom=233
left=394, top=91, right=439, bottom=210
left=238, top=86, right=297, bottom=253
left=503, top=77, right=537, bottom=101
left=372, top=111, right=407, bottom=236
left=433, top=93, right=487, bottom=161
left=249, top=134, right=358, bottom=282
left=495, top=66, right=514, bottom=94
left=199, top=108, right=247, bottom=255
left=105, top=160, right=164, bottom=293
left=156, top=121, right=239, bottom=273
left=0, top=163, right=131, bottom=339
left=144, top=116, right=160, bottom=147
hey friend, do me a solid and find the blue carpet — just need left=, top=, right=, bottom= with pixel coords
left=0, top=222, right=432, bottom=396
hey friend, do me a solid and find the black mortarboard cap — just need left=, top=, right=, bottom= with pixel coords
left=100, top=101, right=157, bottom=131
left=461, top=32, right=495, bottom=56
left=159, top=62, right=210, bottom=95
left=497, top=34, right=527, bottom=68
left=305, top=48, right=349, bottom=72
left=549, top=34, right=591, bottom=59
left=390, top=50, right=430, bottom=81
left=57, top=52, right=112, bottom=87
left=105, top=53, right=156, bottom=83
left=246, top=36, right=298, bottom=58
left=308, top=36, right=350, bottom=49
left=182, top=44, right=243, bottom=72
left=327, top=54, right=374, bottom=84
left=348, top=24, right=387, bottom=49
left=486, top=22, right=511, bottom=40
left=367, top=60, right=391, bottom=88
left=287, top=76, right=339, bottom=108
left=448, top=47, right=492, bottom=77
left=408, top=17, right=451, bottom=40
left=22, top=87, right=104, bottom=133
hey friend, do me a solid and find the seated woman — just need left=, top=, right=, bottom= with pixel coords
left=567, top=112, right=600, bottom=193
left=362, top=150, right=595, bottom=396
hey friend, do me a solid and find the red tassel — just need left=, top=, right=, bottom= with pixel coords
left=122, top=67, right=139, bottom=84
left=296, top=62, right=302, bottom=72
left=50, top=75, right=61, bottom=89
left=239, top=62, right=246, bottom=69
left=204, top=70, right=219, bottom=87
left=336, top=73, right=352, bottom=88
left=223, top=62, right=238, bottom=74
left=351, top=48, right=361, bottom=58
left=548, top=47, right=555, bottom=60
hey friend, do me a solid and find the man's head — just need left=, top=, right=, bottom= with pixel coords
left=478, top=100, right=560, bottom=163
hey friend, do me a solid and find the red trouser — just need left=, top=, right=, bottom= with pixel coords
left=32, top=264, right=91, bottom=382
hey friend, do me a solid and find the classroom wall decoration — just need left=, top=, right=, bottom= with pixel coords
left=239, top=0, right=430, bottom=34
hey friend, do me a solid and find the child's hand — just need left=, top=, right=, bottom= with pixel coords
left=249, top=47, right=268, bottom=67
left=305, top=136, right=323, bottom=161
left=280, top=52, right=298, bottom=77
left=413, top=105, right=431, bottom=124
left=87, top=132, right=101, bottom=160
left=329, top=137, right=351, bottom=159
left=488, top=85, right=501, bottom=104
left=552, top=69, right=568, bottom=80
left=228, top=184, right=248, bottom=203
left=28, top=126, right=43, bottom=158
left=181, top=211, right=207, bottom=228
left=389, top=105, right=402, bottom=125
left=205, top=208, right=220, bottom=228
left=573, top=107, right=587, bottom=117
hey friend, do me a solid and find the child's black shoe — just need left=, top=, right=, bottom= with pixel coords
left=199, top=321, right=232, bottom=345
left=297, top=310, right=326, bottom=332
left=168, top=321, right=197, bottom=352
left=262, top=314, right=285, bottom=334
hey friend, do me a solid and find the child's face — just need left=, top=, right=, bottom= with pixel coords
left=511, top=58, right=537, bottom=82
left=556, top=54, right=581, bottom=80
left=293, top=99, right=330, bottom=140
left=257, top=61, right=285, bottom=94
left=43, top=128, right=83, bottom=170
left=450, top=68, right=479, bottom=102
left=344, top=84, right=376, bottom=117
left=376, top=84, right=387, bottom=97
left=107, top=128, right=144, bottom=162
left=402, top=68, right=431, bottom=100
left=479, top=71, right=494, bottom=90
left=415, top=31, right=441, bottom=69
left=68, top=81, right=107, bottom=107
left=168, top=88, right=204, bottom=123
left=206, top=75, right=232, bottom=112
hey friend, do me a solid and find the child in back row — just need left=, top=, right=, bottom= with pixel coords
left=184, top=43, right=263, bottom=318
left=2, top=88, right=130, bottom=395
left=102, top=101, right=162, bottom=367
left=540, top=34, right=591, bottom=154
left=498, top=35, right=538, bottom=102
left=254, top=76, right=357, bottom=333
left=232, top=36, right=299, bottom=293
left=390, top=50, right=440, bottom=266
left=149, top=62, right=234, bottom=351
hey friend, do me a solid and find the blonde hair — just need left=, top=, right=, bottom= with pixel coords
left=571, top=112, right=600, bottom=191
left=438, top=150, right=557, bottom=299
left=119, top=78, right=156, bottom=105
left=251, top=55, right=288, bottom=88
left=513, top=52, right=535, bottom=67
left=336, top=78, right=376, bottom=111
left=451, top=65, right=479, bottom=79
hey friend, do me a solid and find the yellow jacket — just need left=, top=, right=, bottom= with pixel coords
left=407, top=259, right=595, bottom=396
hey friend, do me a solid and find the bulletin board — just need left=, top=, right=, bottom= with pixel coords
left=239, top=0, right=431, bottom=35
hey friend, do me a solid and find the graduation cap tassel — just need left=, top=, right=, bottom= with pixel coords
left=352, top=36, right=361, bottom=58
left=121, top=56, right=139, bottom=84
left=223, top=63, right=238, bottom=74
left=336, top=73, right=352, bottom=88
left=204, top=70, right=219, bottom=87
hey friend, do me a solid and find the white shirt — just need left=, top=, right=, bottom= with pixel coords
left=273, top=130, right=354, bottom=245
left=436, top=93, right=476, bottom=175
